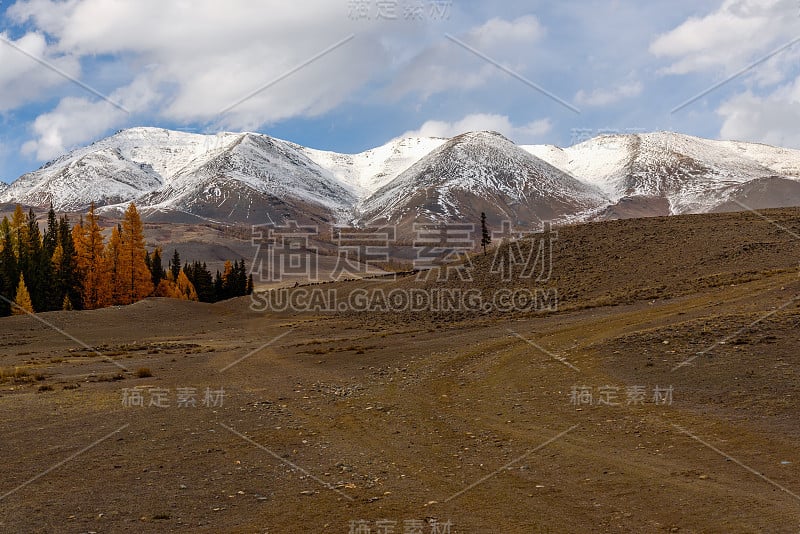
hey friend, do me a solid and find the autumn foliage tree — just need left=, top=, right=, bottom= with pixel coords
left=105, top=224, right=124, bottom=304
left=0, top=202, right=251, bottom=318
left=73, top=203, right=110, bottom=309
left=116, top=203, right=153, bottom=304
left=12, top=275, right=33, bottom=315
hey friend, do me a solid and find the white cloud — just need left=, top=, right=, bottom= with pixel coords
left=0, top=31, right=79, bottom=111
left=469, top=15, right=545, bottom=50
left=574, top=81, right=643, bottom=107
left=650, top=0, right=798, bottom=77
left=653, top=0, right=800, bottom=147
left=21, top=97, right=127, bottom=160
left=7, top=0, right=400, bottom=150
left=718, top=81, right=800, bottom=148
left=389, top=15, right=546, bottom=99
left=402, top=113, right=551, bottom=143
left=21, top=75, right=160, bottom=160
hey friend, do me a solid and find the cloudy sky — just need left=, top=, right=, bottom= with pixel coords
left=1, top=0, right=799, bottom=183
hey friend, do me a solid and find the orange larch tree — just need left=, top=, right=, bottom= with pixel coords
left=10, top=204, right=27, bottom=258
left=117, top=203, right=153, bottom=304
left=175, top=270, right=199, bottom=301
left=13, top=275, right=34, bottom=315
left=73, top=204, right=111, bottom=309
left=104, top=224, right=124, bottom=304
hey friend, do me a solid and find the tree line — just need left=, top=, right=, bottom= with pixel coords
left=0, top=203, right=253, bottom=317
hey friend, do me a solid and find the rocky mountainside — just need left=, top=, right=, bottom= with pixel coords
left=2, top=127, right=800, bottom=228
left=524, top=132, right=800, bottom=216
left=358, top=131, right=607, bottom=229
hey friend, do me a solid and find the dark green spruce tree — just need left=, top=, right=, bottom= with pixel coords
left=150, top=248, right=166, bottom=288
left=0, top=218, right=18, bottom=316
left=480, top=212, right=491, bottom=255
left=20, top=208, right=51, bottom=311
left=42, top=206, right=61, bottom=310
left=170, top=249, right=181, bottom=281
left=57, top=215, right=82, bottom=310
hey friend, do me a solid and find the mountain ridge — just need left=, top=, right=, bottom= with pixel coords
left=3, top=127, right=800, bottom=227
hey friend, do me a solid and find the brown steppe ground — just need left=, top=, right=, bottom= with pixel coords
left=1, top=209, right=800, bottom=533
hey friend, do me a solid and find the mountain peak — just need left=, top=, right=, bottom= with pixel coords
left=449, top=130, right=512, bottom=144
left=2, top=128, right=800, bottom=228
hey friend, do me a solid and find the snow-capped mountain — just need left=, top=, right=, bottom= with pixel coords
left=2, top=127, right=800, bottom=228
left=524, top=132, right=800, bottom=215
left=1, top=128, right=359, bottom=224
left=2, top=128, right=223, bottom=212
left=0, top=127, right=447, bottom=225
left=298, top=136, right=447, bottom=200
left=120, top=131, right=357, bottom=224
left=359, top=131, right=607, bottom=229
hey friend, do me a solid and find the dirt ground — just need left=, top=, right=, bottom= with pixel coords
left=1, top=209, right=800, bottom=533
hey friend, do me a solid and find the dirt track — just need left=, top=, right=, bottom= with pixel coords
left=1, top=210, right=800, bottom=533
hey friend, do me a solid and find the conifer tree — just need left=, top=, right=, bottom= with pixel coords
left=50, top=240, right=67, bottom=309
left=20, top=208, right=50, bottom=311
left=214, top=270, right=223, bottom=300
left=236, top=259, right=248, bottom=295
left=117, top=203, right=153, bottom=304
left=10, top=204, right=26, bottom=258
left=0, top=218, right=17, bottom=316
left=175, top=270, right=199, bottom=301
left=73, top=203, right=110, bottom=309
left=105, top=224, right=124, bottom=304
left=183, top=260, right=215, bottom=302
left=480, top=212, right=491, bottom=255
left=43, top=206, right=59, bottom=258
left=150, top=248, right=166, bottom=288
left=58, top=215, right=82, bottom=310
left=170, top=249, right=181, bottom=281
left=221, top=260, right=234, bottom=299
left=13, top=275, right=34, bottom=315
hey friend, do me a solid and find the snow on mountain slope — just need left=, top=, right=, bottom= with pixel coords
left=0, top=127, right=242, bottom=211
left=128, top=133, right=357, bottom=223
left=523, top=132, right=793, bottom=214
left=360, top=131, right=607, bottom=228
left=2, top=127, right=358, bottom=222
left=0, top=146, right=165, bottom=210
left=3, top=126, right=800, bottom=226
left=99, top=127, right=243, bottom=182
left=719, top=140, right=800, bottom=178
left=299, top=136, right=446, bottom=199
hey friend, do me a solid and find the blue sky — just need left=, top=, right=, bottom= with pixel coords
left=1, top=0, right=799, bottom=183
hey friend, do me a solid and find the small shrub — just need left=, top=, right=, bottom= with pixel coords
left=136, top=367, right=153, bottom=378
left=37, top=384, right=53, bottom=392
left=2, top=367, right=33, bottom=383
left=97, top=373, right=126, bottom=382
